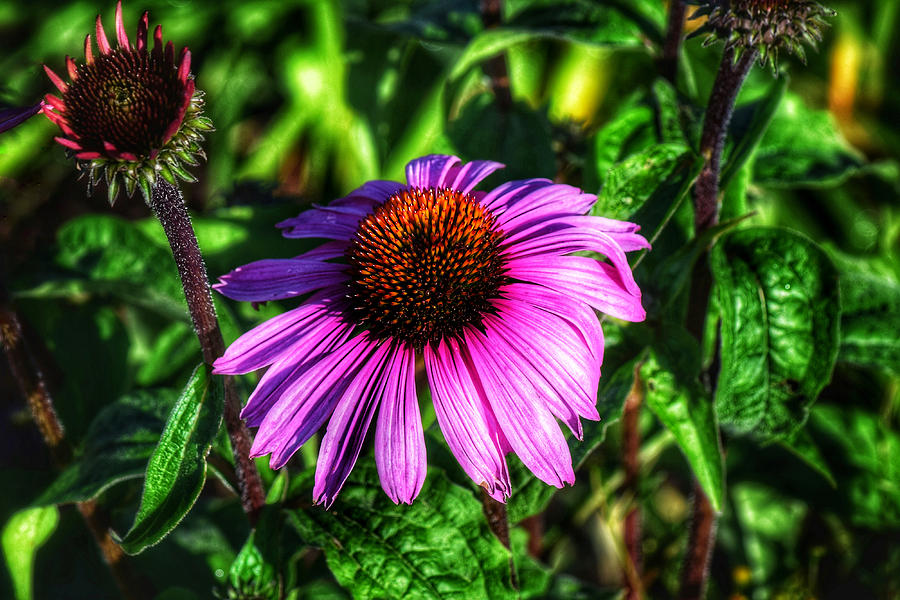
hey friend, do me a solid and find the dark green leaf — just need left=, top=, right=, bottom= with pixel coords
left=116, top=364, right=223, bottom=554
left=34, top=391, right=175, bottom=506
left=711, top=228, right=840, bottom=440
left=779, top=428, right=836, bottom=488
left=136, top=322, right=200, bottom=386
left=287, top=462, right=518, bottom=600
left=721, top=74, right=788, bottom=189
left=837, top=269, right=900, bottom=375
left=227, top=506, right=285, bottom=600
left=447, top=93, right=555, bottom=181
left=753, top=93, right=866, bottom=187
left=505, top=0, right=664, bottom=46
left=641, top=345, right=724, bottom=512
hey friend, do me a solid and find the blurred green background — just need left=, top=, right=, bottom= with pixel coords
left=1, top=1, right=899, bottom=598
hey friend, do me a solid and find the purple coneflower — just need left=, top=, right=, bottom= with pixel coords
left=214, top=155, right=648, bottom=507
left=41, top=1, right=211, bottom=204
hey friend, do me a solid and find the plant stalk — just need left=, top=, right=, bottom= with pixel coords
left=481, top=490, right=519, bottom=590
left=623, top=368, right=644, bottom=600
left=693, top=46, right=758, bottom=231
left=149, top=181, right=265, bottom=523
left=480, top=0, right=513, bottom=111
left=661, top=0, right=686, bottom=83
left=0, top=291, right=151, bottom=600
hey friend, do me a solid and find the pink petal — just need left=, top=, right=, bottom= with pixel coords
left=84, top=34, right=94, bottom=64
left=464, top=328, right=575, bottom=488
left=136, top=12, right=149, bottom=51
left=249, top=334, right=377, bottom=466
left=213, top=294, right=349, bottom=374
left=503, top=218, right=642, bottom=296
left=424, top=338, right=511, bottom=501
left=507, top=255, right=646, bottom=322
left=340, top=180, right=405, bottom=204
left=115, top=1, right=129, bottom=48
left=277, top=206, right=364, bottom=240
left=65, top=56, right=78, bottom=80
left=494, top=183, right=597, bottom=233
left=375, top=344, right=426, bottom=504
left=178, top=49, right=191, bottom=84
left=213, top=259, right=347, bottom=302
left=445, top=159, right=505, bottom=193
left=95, top=14, right=111, bottom=54
left=313, top=340, right=395, bottom=507
left=0, top=103, right=42, bottom=133
left=405, top=155, right=461, bottom=189
left=43, top=65, right=67, bottom=93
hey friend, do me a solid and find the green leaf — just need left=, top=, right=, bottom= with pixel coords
left=641, top=344, right=724, bottom=512
left=720, top=74, right=788, bottom=189
left=227, top=507, right=285, bottom=600
left=752, top=92, right=866, bottom=187
left=594, top=143, right=694, bottom=221
left=116, top=364, right=224, bottom=554
left=446, top=93, right=556, bottom=181
left=56, top=214, right=184, bottom=302
left=136, top=322, right=200, bottom=386
left=711, top=228, right=841, bottom=440
left=34, top=391, right=175, bottom=506
left=505, top=0, right=665, bottom=46
left=779, top=428, right=836, bottom=488
left=450, top=29, right=538, bottom=82
left=837, top=269, right=900, bottom=375
left=287, top=462, right=518, bottom=600
left=1, top=507, right=59, bottom=600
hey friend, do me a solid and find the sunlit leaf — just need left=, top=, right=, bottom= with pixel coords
left=116, top=364, right=223, bottom=554
left=1, top=507, right=59, bottom=600
left=712, top=228, right=840, bottom=440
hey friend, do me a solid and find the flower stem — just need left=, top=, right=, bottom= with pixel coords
left=481, top=490, right=518, bottom=590
left=678, top=481, right=718, bottom=600
left=693, top=46, right=758, bottom=231
left=660, top=0, right=686, bottom=83
left=149, top=180, right=265, bottom=523
left=679, top=44, right=758, bottom=600
left=0, top=289, right=151, bottom=600
left=623, top=367, right=644, bottom=600
left=480, top=0, right=512, bottom=111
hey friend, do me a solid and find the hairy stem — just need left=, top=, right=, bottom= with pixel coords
left=149, top=181, right=265, bottom=523
left=678, top=481, right=718, bottom=600
left=0, top=292, right=151, bottom=600
left=660, top=0, right=686, bottom=83
left=623, top=367, right=644, bottom=600
left=481, top=490, right=518, bottom=590
left=693, top=46, right=758, bottom=231
left=480, top=0, right=512, bottom=110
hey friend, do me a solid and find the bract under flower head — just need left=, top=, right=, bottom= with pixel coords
left=213, top=155, right=650, bottom=507
left=690, top=0, right=835, bottom=71
left=42, top=1, right=212, bottom=205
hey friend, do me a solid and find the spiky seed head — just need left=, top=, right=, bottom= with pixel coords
left=41, top=1, right=213, bottom=205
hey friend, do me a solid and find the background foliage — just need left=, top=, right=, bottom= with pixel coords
left=1, top=0, right=899, bottom=598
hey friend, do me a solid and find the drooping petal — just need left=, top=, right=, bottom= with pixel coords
left=249, top=334, right=376, bottom=466
left=213, top=293, right=349, bottom=374
left=487, top=298, right=601, bottom=423
left=239, top=317, right=354, bottom=427
left=375, top=344, right=426, bottom=504
left=424, top=338, right=511, bottom=501
left=313, top=340, right=395, bottom=507
left=213, top=259, right=347, bottom=302
left=507, top=255, right=645, bottom=322
left=500, top=282, right=604, bottom=364
left=497, top=184, right=597, bottom=233
left=464, top=328, right=575, bottom=488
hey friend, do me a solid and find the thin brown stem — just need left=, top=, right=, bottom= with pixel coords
left=623, top=367, right=644, bottom=600
left=149, top=181, right=265, bottom=523
left=481, top=490, right=518, bottom=590
left=694, top=47, right=758, bottom=231
left=480, top=0, right=512, bottom=111
left=660, top=0, right=686, bottom=83
left=678, top=481, right=717, bottom=600
left=0, top=292, right=151, bottom=600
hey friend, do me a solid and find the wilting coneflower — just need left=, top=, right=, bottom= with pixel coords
left=214, top=154, right=648, bottom=507
left=41, top=1, right=211, bottom=204
left=690, top=0, right=835, bottom=70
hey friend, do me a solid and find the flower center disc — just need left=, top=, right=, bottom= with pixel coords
left=65, top=49, right=186, bottom=157
left=346, top=187, right=508, bottom=348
